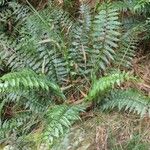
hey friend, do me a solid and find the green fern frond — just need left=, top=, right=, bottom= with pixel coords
left=1, top=91, right=50, bottom=113
left=0, top=111, right=37, bottom=142
left=69, top=4, right=91, bottom=75
left=42, top=104, right=84, bottom=144
left=0, top=2, right=28, bottom=32
left=112, top=0, right=150, bottom=15
left=19, top=6, right=70, bottom=83
left=114, top=31, right=137, bottom=68
left=133, top=0, right=150, bottom=14
left=114, top=25, right=146, bottom=69
left=112, top=1, right=129, bottom=12
left=102, top=89, right=150, bottom=117
left=86, top=72, right=136, bottom=101
left=91, top=3, right=121, bottom=73
left=0, top=2, right=70, bottom=83
left=0, top=69, right=65, bottom=99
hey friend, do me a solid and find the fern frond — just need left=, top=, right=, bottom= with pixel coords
left=114, top=31, right=138, bottom=68
left=114, top=24, right=146, bottom=69
left=20, top=6, right=71, bottom=83
left=69, top=4, right=91, bottom=75
left=91, top=3, right=121, bottom=73
left=102, top=89, right=150, bottom=117
left=133, top=0, right=150, bottom=14
left=112, top=0, right=150, bottom=15
left=86, top=72, right=136, bottom=101
left=0, top=2, right=28, bottom=32
left=0, top=2, right=70, bottom=83
left=112, top=1, right=129, bottom=12
left=0, top=69, right=65, bottom=99
left=0, top=111, right=37, bottom=142
left=42, top=104, right=84, bottom=144
left=1, top=91, right=50, bottom=113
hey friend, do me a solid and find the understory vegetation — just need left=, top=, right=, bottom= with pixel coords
left=0, top=0, right=150, bottom=149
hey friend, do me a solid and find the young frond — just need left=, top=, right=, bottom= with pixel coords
left=102, top=89, right=150, bottom=117
left=86, top=71, right=136, bottom=101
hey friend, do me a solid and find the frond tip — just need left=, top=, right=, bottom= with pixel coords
left=102, top=89, right=150, bottom=117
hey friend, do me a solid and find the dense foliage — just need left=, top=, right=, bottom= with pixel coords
left=0, top=0, right=150, bottom=148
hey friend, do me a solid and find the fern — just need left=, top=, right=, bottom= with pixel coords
left=86, top=71, right=136, bottom=101
left=42, top=104, right=84, bottom=144
left=91, top=3, right=121, bottom=73
left=112, top=0, right=150, bottom=15
left=0, top=69, right=85, bottom=145
left=69, top=4, right=91, bottom=75
left=102, top=89, right=150, bottom=117
left=0, top=1, right=149, bottom=148
left=134, top=0, right=150, bottom=13
left=114, top=28, right=139, bottom=68
left=0, top=104, right=84, bottom=145
left=0, top=69, right=65, bottom=99
left=1, top=113, right=36, bottom=142
left=0, top=68, right=66, bottom=144
left=0, top=2, right=70, bottom=83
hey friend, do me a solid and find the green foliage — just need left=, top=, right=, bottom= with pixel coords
left=134, top=0, right=150, bottom=11
left=0, top=0, right=149, bottom=148
left=91, top=4, right=120, bottom=73
left=112, top=0, right=150, bottom=15
left=0, top=69, right=83, bottom=146
left=86, top=71, right=136, bottom=101
left=114, top=27, right=139, bottom=68
left=0, top=69, right=64, bottom=143
left=0, top=69, right=64, bottom=97
left=102, top=89, right=150, bottom=117
left=0, top=1, right=139, bottom=79
left=43, top=104, right=83, bottom=144
left=124, top=134, right=150, bottom=150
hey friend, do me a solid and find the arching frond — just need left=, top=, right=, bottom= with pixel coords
left=0, top=69, right=65, bottom=99
left=102, top=89, right=150, bottom=117
left=86, top=71, right=136, bottom=101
